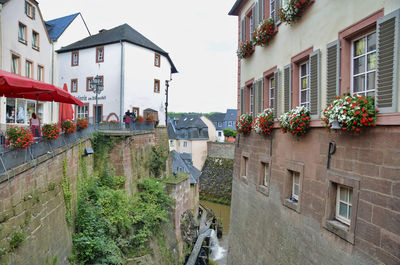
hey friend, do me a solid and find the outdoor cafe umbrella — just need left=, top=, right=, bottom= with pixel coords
left=59, top=83, right=74, bottom=122
left=0, top=70, right=83, bottom=106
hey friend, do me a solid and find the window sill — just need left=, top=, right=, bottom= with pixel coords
left=32, top=46, right=39, bottom=52
left=324, top=219, right=354, bottom=244
left=284, top=198, right=300, bottom=212
left=18, top=39, right=27, bottom=45
left=257, top=184, right=269, bottom=196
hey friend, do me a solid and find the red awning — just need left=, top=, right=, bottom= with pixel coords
left=0, top=70, right=83, bottom=106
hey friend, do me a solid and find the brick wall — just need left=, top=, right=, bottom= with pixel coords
left=207, top=142, right=235, bottom=159
left=228, top=126, right=400, bottom=265
left=0, top=138, right=93, bottom=265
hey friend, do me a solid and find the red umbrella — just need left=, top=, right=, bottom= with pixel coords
left=59, top=83, right=74, bottom=122
left=0, top=70, right=83, bottom=105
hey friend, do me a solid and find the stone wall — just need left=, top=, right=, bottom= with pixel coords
left=228, top=126, right=400, bottom=265
left=0, top=138, right=93, bottom=265
left=207, top=142, right=235, bottom=159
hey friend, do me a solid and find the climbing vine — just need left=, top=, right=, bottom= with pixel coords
left=62, top=159, right=72, bottom=226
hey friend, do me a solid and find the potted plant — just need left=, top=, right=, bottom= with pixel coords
left=253, top=108, right=274, bottom=136
left=76, top=118, right=89, bottom=130
left=5, top=125, right=34, bottom=149
left=146, top=116, right=154, bottom=123
left=61, top=120, right=76, bottom=135
left=42, top=124, right=60, bottom=140
left=253, top=18, right=277, bottom=46
left=237, top=40, right=255, bottom=59
left=236, top=114, right=253, bottom=135
left=279, top=106, right=311, bottom=137
left=136, top=115, right=145, bottom=123
left=322, top=94, right=378, bottom=132
left=278, top=0, right=314, bottom=25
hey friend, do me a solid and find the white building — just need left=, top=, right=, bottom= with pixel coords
left=0, top=0, right=52, bottom=128
left=57, top=23, right=178, bottom=126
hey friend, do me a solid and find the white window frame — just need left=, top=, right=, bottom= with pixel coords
left=76, top=105, right=89, bottom=119
left=250, top=85, right=254, bottom=116
left=183, top=141, right=187, bottom=147
left=292, top=172, right=300, bottom=200
left=336, top=185, right=352, bottom=225
left=350, top=31, right=377, bottom=97
left=32, top=31, right=39, bottom=49
left=270, top=77, right=275, bottom=108
left=25, top=1, right=35, bottom=18
left=18, top=23, right=26, bottom=43
left=299, top=61, right=310, bottom=109
left=11, top=54, right=20, bottom=74
left=37, top=65, right=44, bottom=81
left=6, top=98, right=43, bottom=124
left=218, top=122, right=222, bottom=127
left=249, top=14, right=254, bottom=38
left=25, top=60, right=32, bottom=78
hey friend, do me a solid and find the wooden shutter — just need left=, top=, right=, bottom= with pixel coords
left=254, top=78, right=264, bottom=115
left=259, top=0, right=265, bottom=23
left=274, top=0, right=280, bottom=23
left=240, top=87, right=244, bottom=115
left=241, top=17, right=246, bottom=42
left=254, top=2, right=259, bottom=28
left=309, top=49, right=321, bottom=116
left=283, top=64, right=292, bottom=112
left=252, top=5, right=257, bottom=35
left=326, top=40, right=340, bottom=105
left=274, top=69, right=280, bottom=118
left=376, top=9, right=399, bottom=113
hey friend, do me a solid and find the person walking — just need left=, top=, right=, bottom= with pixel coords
left=30, top=113, right=41, bottom=138
left=124, top=110, right=131, bottom=130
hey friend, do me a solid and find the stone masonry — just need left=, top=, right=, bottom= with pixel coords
left=228, top=126, right=400, bottom=265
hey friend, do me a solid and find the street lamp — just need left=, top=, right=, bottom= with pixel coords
left=90, top=75, right=104, bottom=130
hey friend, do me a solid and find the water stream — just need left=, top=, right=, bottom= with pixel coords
left=210, top=230, right=227, bottom=261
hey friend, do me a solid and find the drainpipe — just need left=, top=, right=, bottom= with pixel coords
left=51, top=41, right=54, bottom=122
left=0, top=3, right=2, bottom=70
left=119, top=40, right=124, bottom=124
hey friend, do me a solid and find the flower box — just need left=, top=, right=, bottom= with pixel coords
left=278, top=0, right=314, bottom=25
left=279, top=106, right=311, bottom=137
left=76, top=118, right=89, bottom=130
left=42, top=124, right=60, bottom=140
left=61, top=120, right=76, bottom=135
left=253, top=108, right=274, bottom=136
left=236, top=114, right=253, bottom=135
left=237, top=40, right=255, bottom=59
left=253, top=19, right=277, bottom=46
left=5, top=125, right=34, bottom=149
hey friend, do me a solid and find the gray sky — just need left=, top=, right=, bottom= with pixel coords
left=39, top=0, right=238, bottom=113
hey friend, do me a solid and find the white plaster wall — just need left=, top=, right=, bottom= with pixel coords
left=216, top=130, right=225, bottom=142
left=177, top=139, right=192, bottom=154
left=200, top=116, right=216, bottom=141
left=58, top=43, right=122, bottom=121
left=239, top=0, right=400, bottom=113
left=191, top=140, right=208, bottom=170
left=0, top=0, right=52, bottom=125
left=124, top=42, right=172, bottom=126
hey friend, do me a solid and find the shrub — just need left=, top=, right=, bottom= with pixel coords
left=253, top=108, right=274, bottom=135
left=9, top=227, right=25, bottom=250
left=322, top=94, right=378, bottom=132
left=61, top=120, right=76, bottom=135
left=149, top=145, right=169, bottom=177
left=236, top=114, right=253, bottom=135
left=5, top=126, right=34, bottom=149
left=237, top=40, right=255, bottom=59
left=223, top=128, right=237, bottom=138
left=253, top=18, right=276, bottom=46
left=279, top=106, right=311, bottom=137
left=76, top=118, right=89, bottom=130
left=42, top=124, right=60, bottom=140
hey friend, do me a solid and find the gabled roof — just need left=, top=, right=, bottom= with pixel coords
left=208, top=113, right=226, bottom=123
left=45, top=13, right=82, bottom=41
left=224, top=109, right=237, bottom=121
left=175, top=115, right=207, bottom=129
left=171, top=151, right=201, bottom=184
left=228, top=0, right=245, bottom=16
left=0, top=0, right=9, bottom=4
left=167, top=118, right=177, bottom=139
left=57, top=23, right=177, bottom=73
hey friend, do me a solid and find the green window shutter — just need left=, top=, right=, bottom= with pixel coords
left=259, top=0, right=265, bottom=23
left=283, top=64, right=292, bottom=112
left=274, top=69, right=280, bottom=118
left=254, top=80, right=259, bottom=116
left=376, top=9, right=399, bottom=113
left=309, top=49, right=321, bottom=117
left=258, top=78, right=264, bottom=114
left=326, top=40, right=340, bottom=105
left=252, top=5, right=257, bottom=36
left=254, top=2, right=259, bottom=28
left=241, top=17, right=246, bottom=42
left=240, top=87, right=244, bottom=115
left=254, top=78, right=264, bottom=115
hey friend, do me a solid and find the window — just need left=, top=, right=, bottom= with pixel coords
left=218, top=131, right=222, bottom=137
left=154, top=79, right=160, bottom=93
left=269, top=77, right=275, bottom=108
left=228, top=121, right=233, bottom=126
left=71, top=79, right=78, bottom=92
left=292, top=172, right=300, bottom=201
left=154, top=53, right=161, bottom=67
left=218, top=122, right=222, bottom=127
left=37, top=65, right=44, bottom=81
left=25, top=60, right=33, bottom=78
left=183, top=141, right=187, bottom=147
left=132, top=107, right=139, bottom=117
left=169, top=140, right=174, bottom=147
left=249, top=13, right=254, bottom=38
left=76, top=104, right=89, bottom=119
left=270, top=0, right=276, bottom=20
left=263, top=163, right=269, bottom=187
left=32, top=31, right=39, bottom=50
left=299, top=61, right=310, bottom=109
left=249, top=85, right=254, bottom=116
left=336, top=185, right=353, bottom=225
left=240, top=153, right=250, bottom=184
left=25, top=1, right=35, bottom=19
left=96, top=47, right=104, bottom=63
left=86, top=77, right=93, bottom=91
left=6, top=98, right=43, bottom=124
left=351, top=32, right=376, bottom=97
left=18, top=22, right=27, bottom=44
left=71, top=51, right=79, bottom=66
left=257, top=156, right=270, bottom=196
left=11, top=53, right=20, bottom=74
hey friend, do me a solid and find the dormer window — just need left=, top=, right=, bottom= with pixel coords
left=25, top=1, right=35, bottom=19
left=71, top=51, right=79, bottom=66
left=154, top=53, right=161, bottom=67
left=96, top=47, right=104, bottom=63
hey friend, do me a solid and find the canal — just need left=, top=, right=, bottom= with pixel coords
left=200, top=200, right=231, bottom=265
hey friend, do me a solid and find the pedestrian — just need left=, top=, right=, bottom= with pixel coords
left=30, top=112, right=41, bottom=137
left=124, top=110, right=131, bottom=129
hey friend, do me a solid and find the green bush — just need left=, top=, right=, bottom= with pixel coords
left=223, top=129, right=236, bottom=138
left=9, top=228, right=25, bottom=250
left=149, top=145, right=169, bottom=177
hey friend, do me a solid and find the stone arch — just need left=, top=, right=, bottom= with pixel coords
left=106, top=112, right=119, bottom=122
